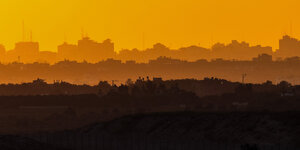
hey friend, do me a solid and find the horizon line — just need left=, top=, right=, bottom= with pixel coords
left=0, top=34, right=297, bottom=52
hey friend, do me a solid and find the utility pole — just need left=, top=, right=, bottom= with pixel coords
left=242, top=73, right=247, bottom=84
left=290, top=20, right=293, bottom=36
left=142, top=32, right=145, bottom=50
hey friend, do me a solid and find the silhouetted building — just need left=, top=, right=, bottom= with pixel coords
left=211, top=40, right=273, bottom=60
left=284, top=56, right=300, bottom=62
left=149, top=56, right=184, bottom=64
left=100, top=58, right=122, bottom=65
left=15, top=42, right=39, bottom=54
left=38, top=51, right=57, bottom=63
left=252, top=54, right=272, bottom=62
left=77, top=37, right=115, bottom=62
left=0, top=44, right=5, bottom=54
left=57, top=37, right=115, bottom=63
left=125, top=60, right=136, bottom=65
left=6, top=41, right=40, bottom=63
left=0, top=44, right=5, bottom=61
left=57, top=42, right=78, bottom=61
left=276, top=35, right=300, bottom=58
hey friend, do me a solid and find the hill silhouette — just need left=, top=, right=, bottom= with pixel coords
left=32, top=111, right=300, bottom=150
left=0, top=135, right=68, bottom=150
left=0, top=78, right=299, bottom=134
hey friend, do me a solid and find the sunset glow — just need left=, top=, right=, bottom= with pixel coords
left=0, top=0, right=299, bottom=51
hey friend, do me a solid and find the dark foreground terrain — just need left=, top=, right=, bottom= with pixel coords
left=18, top=111, right=299, bottom=150
left=0, top=135, right=68, bottom=150
left=0, top=78, right=299, bottom=150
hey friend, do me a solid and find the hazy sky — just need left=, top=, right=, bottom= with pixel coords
left=0, top=0, right=299, bottom=52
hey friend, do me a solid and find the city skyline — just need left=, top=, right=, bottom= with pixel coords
left=0, top=34, right=285, bottom=52
left=0, top=0, right=299, bottom=51
left=1, top=34, right=300, bottom=64
left=0, top=25, right=297, bottom=52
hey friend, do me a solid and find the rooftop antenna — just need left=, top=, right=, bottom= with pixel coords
left=210, top=34, right=214, bottom=48
left=290, top=20, right=293, bottom=36
left=242, top=32, right=245, bottom=42
left=81, top=27, right=84, bottom=39
left=30, top=30, right=33, bottom=42
left=22, top=20, right=25, bottom=41
left=242, top=73, right=247, bottom=84
left=64, top=32, right=67, bottom=43
left=85, top=31, right=89, bottom=38
left=142, top=32, right=145, bottom=50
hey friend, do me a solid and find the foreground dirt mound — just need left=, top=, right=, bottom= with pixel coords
left=0, top=135, right=67, bottom=150
left=79, top=112, right=300, bottom=145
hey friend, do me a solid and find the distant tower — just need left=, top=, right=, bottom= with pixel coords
left=30, top=30, right=33, bottom=42
left=210, top=33, right=214, bottom=48
left=81, top=27, right=85, bottom=39
left=142, top=32, right=145, bottom=50
left=64, top=32, right=67, bottom=43
left=22, top=21, right=25, bottom=41
left=290, top=20, right=293, bottom=36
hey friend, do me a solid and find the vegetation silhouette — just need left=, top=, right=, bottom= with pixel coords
left=0, top=77, right=299, bottom=134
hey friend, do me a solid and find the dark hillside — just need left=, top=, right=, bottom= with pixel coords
left=34, top=111, right=300, bottom=150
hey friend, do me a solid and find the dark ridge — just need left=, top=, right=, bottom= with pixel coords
left=0, top=135, right=68, bottom=150
left=70, top=111, right=300, bottom=145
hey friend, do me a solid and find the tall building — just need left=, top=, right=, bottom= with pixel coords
left=8, top=41, right=40, bottom=63
left=276, top=35, right=300, bottom=58
left=78, top=37, right=115, bottom=62
left=15, top=41, right=39, bottom=55
left=58, top=37, right=115, bottom=63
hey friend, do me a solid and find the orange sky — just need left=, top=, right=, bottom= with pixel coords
left=0, top=0, right=299, bottom=52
